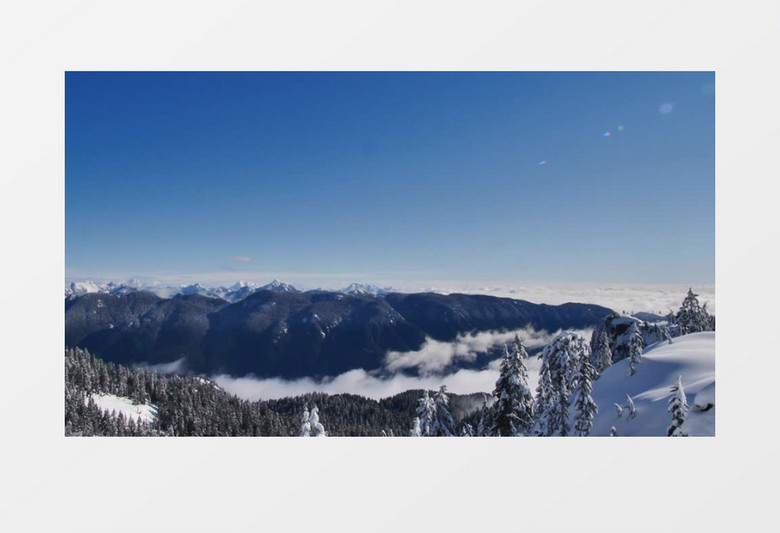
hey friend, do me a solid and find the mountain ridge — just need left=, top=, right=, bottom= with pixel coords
left=65, top=289, right=615, bottom=379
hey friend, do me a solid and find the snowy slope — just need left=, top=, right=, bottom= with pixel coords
left=89, top=393, right=159, bottom=425
left=586, top=332, right=715, bottom=436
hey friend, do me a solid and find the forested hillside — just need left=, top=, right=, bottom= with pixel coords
left=65, top=348, right=480, bottom=436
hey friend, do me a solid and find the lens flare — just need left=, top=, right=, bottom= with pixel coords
left=617, top=125, right=624, bottom=131
left=537, top=160, right=547, bottom=166
left=602, top=131, right=611, bottom=137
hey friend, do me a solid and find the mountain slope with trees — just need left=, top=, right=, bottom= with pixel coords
left=66, top=289, right=614, bottom=378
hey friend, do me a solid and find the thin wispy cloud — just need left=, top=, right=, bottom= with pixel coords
left=228, top=256, right=253, bottom=263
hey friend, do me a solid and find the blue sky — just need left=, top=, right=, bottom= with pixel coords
left=65, top=72, right=714, bottom=287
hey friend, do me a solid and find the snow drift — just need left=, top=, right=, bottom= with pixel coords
left=586, top=332, right=715, bottom=436
left=89, top=393, right=159, bottom=425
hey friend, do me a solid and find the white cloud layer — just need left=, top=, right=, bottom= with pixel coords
left=384, top=326, right=592, bottom=375
left=398, top=282, right=716, bottom=314
left=211, top=326, right=587, bottom=401
left=65, top=272, right=715, bottom=314
left=212, top=367, right=515, bottom=402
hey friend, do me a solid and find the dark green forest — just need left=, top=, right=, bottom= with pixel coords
left=65, top=347, right=483, bottom=436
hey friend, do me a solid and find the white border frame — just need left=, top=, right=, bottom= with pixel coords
left=1, top=2, right=778, bottom=531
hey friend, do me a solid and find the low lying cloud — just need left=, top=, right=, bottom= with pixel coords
left=133, top=327, right=599, bottom=402
left=210, top=326, right=590, bottom=401
left=213, top=359, right=547, bottom=402
left=384, top=326, right=593, bottom=375
left=140, top=357, right=186, bottom=374
left=212, top=368, right=498, bottom=402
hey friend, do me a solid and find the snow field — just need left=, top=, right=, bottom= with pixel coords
left=89, top=393, right=159, bottom=425
left=586, top=332, right=715, bottom=436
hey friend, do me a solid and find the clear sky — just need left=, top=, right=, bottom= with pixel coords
left=65, top=71, right=714, bottom=287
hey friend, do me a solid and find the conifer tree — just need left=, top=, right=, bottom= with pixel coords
left=534, top=332, right=589, bottom=436
left=410, top=417, right=422, bottom=437
left=415, top=390, right=436, bottom=436
left=299, top=405, right=311, bottom=437
left=627, top=323, right=644, bottom=376
left=673, top=288, right=714, bottom=336
left=667, top=375, right=689, bottom=436
left=624, top=394, right=636, bottom=420
left=534, top=360, right=553, bottom=436
left=491, top=336, right=535, bottom=436
left=573, top=349, right=598, bottom=436
left=309, top=404, right=326, bottom=437
left=476, top=394, right=494, bottom=436
left=432, top=386, right=455, bottom=437
left=591, top=329, right=613, bottom=376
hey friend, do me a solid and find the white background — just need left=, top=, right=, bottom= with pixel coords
left=1, top=1, right=778, bottom=531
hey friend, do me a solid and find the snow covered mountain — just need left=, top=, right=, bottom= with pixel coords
left=258, top=279, right=298, bottom=293
left=65, top=279, right=300, bottom=302
left=586, top=332, right=715, bottom=436
left=340, top=283, right=392, bottom=296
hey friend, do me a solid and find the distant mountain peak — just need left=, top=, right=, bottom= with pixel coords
left=230, top=280, right=258, bottom=291
left=341, top=283, right=391, bottom=296
left=65, top=278, right=297, bottom=301
left=259, top=279, right=298, bottom=292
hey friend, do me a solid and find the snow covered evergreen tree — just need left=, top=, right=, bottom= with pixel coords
left=534, top=360, right=553, bottom=436
left=673, top=288, right=714, bottom=336
left=591, top=329, right=613, bottom=376
left=299, top=405, right=311, bottom=437
left=410, top=417, right=422, bottom=437
left=667, top=375, right=689, bottom=436
left=431, top=386, right=455, bottom=436
left=415, top=390, right=436, bottom=436
left=624, top=394, right=636, bottom=420
left=573, top=348, right=598, bottom=436
left=491, top=336, right=535, bottom=436
left=309, top=404, right=326, bottom=437
left=627, top=323, right=644, bottom=376
left=476, top=394, right=494, bottom=436
left=534, top=332, right=590, bottom=436
left=460, top=423, right=473, bottom=437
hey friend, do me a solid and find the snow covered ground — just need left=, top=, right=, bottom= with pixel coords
left=587, top=332, right=715, bottom=436
left=89, top=393, right=159, bottom=425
